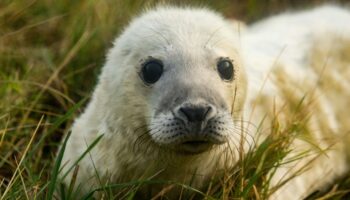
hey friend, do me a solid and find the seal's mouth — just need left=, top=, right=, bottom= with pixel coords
left=182, top=140, right=209, bottom=145
left=178, top=139, right=215, bottom=154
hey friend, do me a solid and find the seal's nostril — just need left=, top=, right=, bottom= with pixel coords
left=179, top=106, right=211, bottom=122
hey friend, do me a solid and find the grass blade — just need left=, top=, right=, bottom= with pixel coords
left=60, top=134, right=104, bottom=180
left=46, top=130, right=71, bottom=200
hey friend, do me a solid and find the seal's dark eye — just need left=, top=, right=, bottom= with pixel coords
left=141, top=60, right=163, bottom=84
left=217, top=58, right=234, bottom=81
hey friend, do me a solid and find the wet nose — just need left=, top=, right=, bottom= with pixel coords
left=179, top=106, right=211, bottom=122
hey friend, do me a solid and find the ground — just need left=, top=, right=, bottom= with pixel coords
left=0, top=0, right=349, bottom=199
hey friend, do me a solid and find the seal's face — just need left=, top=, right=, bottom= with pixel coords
left=134, top=28, right=245, bottom=154
left=136, top=49, right=240, bottom=154
left=106, top=8, right=246, bottom=155
left=138, top=54, right=237, bottom=154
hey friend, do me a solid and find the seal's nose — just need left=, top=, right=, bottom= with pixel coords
left=179, top=106, right=211, bottom=122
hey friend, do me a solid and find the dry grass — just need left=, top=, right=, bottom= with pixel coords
left=0, top=0, right=349, bottom=199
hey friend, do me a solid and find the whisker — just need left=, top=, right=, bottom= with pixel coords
left=204, top=26, right=224, bottom=48
left=147, top=25, right=171, bottom=46
left=226, top=127, right=256, bottom=149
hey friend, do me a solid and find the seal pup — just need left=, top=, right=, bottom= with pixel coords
left=60, top=6, right=248, bottom=198
left=59, top=5, right=350, bottom=199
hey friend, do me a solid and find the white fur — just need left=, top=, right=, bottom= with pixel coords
left=60, top=5, right=350, bottom=199
left=60, top=7, right=245, bottom=196
left=242, top=5, right=350, bottom=199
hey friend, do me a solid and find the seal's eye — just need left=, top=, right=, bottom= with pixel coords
left=217, top=58, right=234, bottom=81
left=140, top=60, right=163, bottom=84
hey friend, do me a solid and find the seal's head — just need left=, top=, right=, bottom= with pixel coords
left=101, top=7, right=246, bottom=155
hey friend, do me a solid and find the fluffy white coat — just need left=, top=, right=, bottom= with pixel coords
left=60, top=5, right=350, bottom=199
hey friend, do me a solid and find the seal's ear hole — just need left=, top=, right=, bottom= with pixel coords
left=217, top=58, right=234, bottom=81
left=140, top=59, right=163, bottom=84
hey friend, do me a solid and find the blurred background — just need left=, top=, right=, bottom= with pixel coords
left=1, top=0, right=350, bottom=113
left=0, top=0, right=349, bottom=198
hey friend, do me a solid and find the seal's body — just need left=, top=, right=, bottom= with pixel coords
left=60, top=5, right=350, bottom=199
left=242, top=6, right=350, bottom=199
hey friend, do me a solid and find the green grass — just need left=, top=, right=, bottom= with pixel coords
left=0, top=0, right=349, bottom=199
